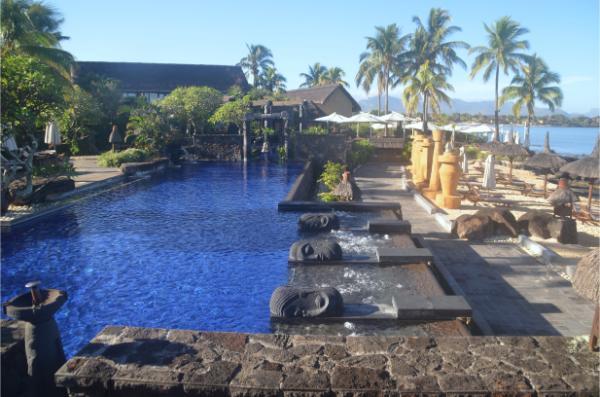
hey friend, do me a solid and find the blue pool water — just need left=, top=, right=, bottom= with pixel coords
left=1, top=162, right=302, bottom=356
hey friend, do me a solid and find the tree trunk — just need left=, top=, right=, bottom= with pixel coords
left=422, top=93, right=428, bottom=133
left=526, top=113, right=532, bottom=146
left=493, top=62, right=500, bottom=142
left=508, top=158, right=513, bottom=184
left=377, top=88, right=381, bottom=116
left=242, top=120, right=248, bottom=162
left=384, top=71, right=389, bottom=137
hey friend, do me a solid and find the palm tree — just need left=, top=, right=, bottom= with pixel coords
left=405, top=8, right=468, bottom=131
left=501, top=54, right=563, bottom=142
left=355, top=53, right=385, bottom=115
left=322, top=67, right=349, bottom=87
left=403, top=61, right=454, bottom=129
left=470, top=17, right=529, bottom=141
left=358, top=24, right=409, bottom=115
left=300, top=63, right=327, bottom=87
left=260, top=66, right=287, bottom=93
left=408, top=9, right=468, bottom=76
left=238, top=44, right=274, bottom=87
left=1, top=0, right=73, bottom=79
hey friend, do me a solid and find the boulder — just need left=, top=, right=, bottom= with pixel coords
left=298, top=213, right=340, bottom=233
left=289, top=239, right=343, bottom=262
left=517, top=211, right=553, bottom=239
left=548, top=218, right=578, bottom=244
left=9, top=176, right=75, bottom=205
left=269, top=286, right=344, bottom=318
left=454, top=214, right=494, bottom=241
left=572, top=249, right=599, bottom=303
left=474, top=208, right=518, bottom=237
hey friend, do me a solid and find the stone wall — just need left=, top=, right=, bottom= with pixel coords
left=1, top=320, right=28, bottom=397
left=56, top=325, right=598, bottom=396
left=294, top=134, right=347, bottom=163
left=182, top=135, right=242, bottom=162
left=282, top=160, right=316, bottom=202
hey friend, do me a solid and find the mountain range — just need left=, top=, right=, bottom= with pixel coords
left=357, top=96, right=599, bottom=118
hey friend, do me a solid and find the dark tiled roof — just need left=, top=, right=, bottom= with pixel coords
left=73, top=61, right=249, bottom=93
left=285, top=84, right=361, bottom=112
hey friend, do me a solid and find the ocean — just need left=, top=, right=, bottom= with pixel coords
left=500, top=126, right=599, bottom=157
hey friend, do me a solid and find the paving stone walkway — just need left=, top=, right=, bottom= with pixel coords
left=70, top=155, right=122, bottom=188
left=354, top=162, right=595, bottom=336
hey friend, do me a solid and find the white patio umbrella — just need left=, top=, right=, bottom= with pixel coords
left=514, top=131, right=520, bottom=145
left=2, top=135, right=18, bottom=151
left=44, top=121, right=61, bottom=146
left=503, top=130, right=513, bottom=143
left=403, top=121, right=441, bottom=131
left=314, top=112, right=350, bottom=133
left=379, top=111, right=407, bottom=122
left=460, top=123, right=495, bottom=134
left=482, top=154, right=496, bottom=190
left=346, top=112, right=383, bottom=138
left=523, top=127, right=530, bottom=148
left=460, top=146, right=468, bottom=174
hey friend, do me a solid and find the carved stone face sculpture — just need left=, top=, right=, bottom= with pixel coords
left=289, top=239, right=343, bottom=262
left=298, top=213, right=340, bottom=233
left=269, top=286, right=344, bottom=318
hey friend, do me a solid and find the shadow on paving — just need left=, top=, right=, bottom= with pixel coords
left=427, top=238, right=564, bottom=336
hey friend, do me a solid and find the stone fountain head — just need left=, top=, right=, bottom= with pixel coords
left=289, top=239, right=343, bottom=261
left=270, top=286, right=344, bottom=318
left=298, top=213, right=340, bottom=233
left=3, top=281, right=68, bottom=397
left=3, top=283, right=67, bottom=323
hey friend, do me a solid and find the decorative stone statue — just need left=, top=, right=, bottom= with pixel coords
left=435, top=149, right=462, bottom=209
left=3, top=282, right=67, bottom=397
left=298, top=213, right=340, bottom=233
left=269, top=286, right=344, bottom=318
left=289, top=239, right=343, bottom=261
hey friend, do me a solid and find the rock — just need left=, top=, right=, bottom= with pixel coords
left=298, top=213, right=340, bottom=233
left=454, top=214, right=494, bottom=241
left=269, top=286, right=343, bottom=318
left=548, top=218, right=578, bottom=244
left=9, top=176, right=75, bottom=205
left=517, top=211, right=553, bottom=239
left=572, top=249, right=599, bottom=303
left=289, top=239, right=343, bottom=261
left=474, top=208, right=518, bottom=237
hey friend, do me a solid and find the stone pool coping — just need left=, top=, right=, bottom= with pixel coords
left=54, top=325, right=599, bottom=396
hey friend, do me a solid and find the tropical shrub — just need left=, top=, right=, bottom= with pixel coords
left=33, top=158, right=75, bottom=177
left=348, top=140, right=374, bottom=167
left=318, top=161, right=345, bottom=191
left=305, top=125, right=327, bottom=135
left=159, top=86, right=222, bottom=135
left=97, top=148, right=152, bottom=167
left=126, top=103, right=171, bottom=153
left=1, top=54, right=66, bottom=143
left=318, top=192, right=339, bottom=202
left=209, top=95, right=252, bottom=132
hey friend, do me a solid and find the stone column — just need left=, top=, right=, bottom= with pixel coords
left=412, top=133, right=424, bottom=186
left=423, top=130, right=444, bottom=200
left=418, top=137, right=433, bottom=190
left=435, top=149, right=462, bottom=209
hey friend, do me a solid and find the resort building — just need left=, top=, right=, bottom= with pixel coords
left=72, top=61, right=249, bottom=101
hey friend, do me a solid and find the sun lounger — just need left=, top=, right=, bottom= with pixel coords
left=572, top=209, right=599, bottom=225
left=462, top=184, right=513, bottom=207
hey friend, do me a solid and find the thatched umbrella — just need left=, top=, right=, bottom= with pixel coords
left=560, top=137, right=599, bottom=212
left=524, top=132, right=567, bottom=197
left=108, top=124, right=123, bottom=151
left=483, top=141, right=530, bottom=184
left=572, top=248, right=599, bottom=303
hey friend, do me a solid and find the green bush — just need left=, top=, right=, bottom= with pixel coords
left=348, top=139, right=374, bottom=168
left=465, top=146, right=486, bottom=160
left=400, top=136, right=412, bottom=162
left=318, top=192, right=339, bottom=202
left=305, top=125, right=327, bottom=135
left=318, top=161, right=345, bottom=191
left=33, top=158, right=76, bottom=177
left=97, top=148, right=151, bottom=167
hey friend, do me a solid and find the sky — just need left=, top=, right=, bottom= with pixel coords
left=55, top=0, right=599, bottom=114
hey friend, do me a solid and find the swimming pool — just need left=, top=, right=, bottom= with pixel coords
left=1, top=162, right=303, bottom=356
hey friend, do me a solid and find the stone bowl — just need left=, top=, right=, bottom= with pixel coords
left=3, top=289, right=67, bottom=324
